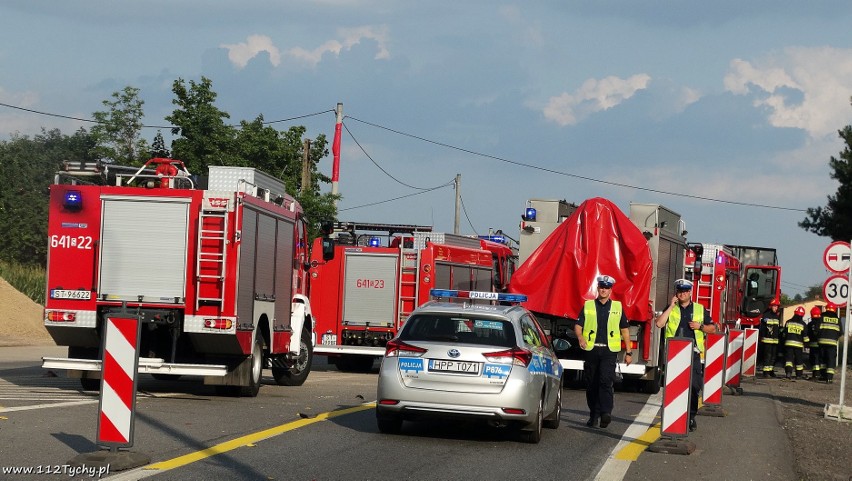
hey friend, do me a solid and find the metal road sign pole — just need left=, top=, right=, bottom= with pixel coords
left=838, top=248, right=851, bottom=416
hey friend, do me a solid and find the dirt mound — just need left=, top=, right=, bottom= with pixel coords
left=0, top=277, right=55, bottom=347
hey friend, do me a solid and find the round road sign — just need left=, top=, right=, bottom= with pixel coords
left=823, top=241, right=851, bottom=273
left=822, top=274, right=848, bottom=307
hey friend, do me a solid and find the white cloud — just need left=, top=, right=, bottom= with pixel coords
left=221, top=35, right=281, bottom=69
left=723, top=47, right=852, bottom=139
left=543, top=74, right=652, bottom=126
left=287, top=25, right=390, bottom=67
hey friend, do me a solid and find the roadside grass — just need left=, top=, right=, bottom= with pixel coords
left=0, top=260, right=46, bottom=305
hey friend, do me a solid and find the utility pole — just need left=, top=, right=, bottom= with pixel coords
left=331, top=103, right=343, bottom=207
left=454, top=173, right=461, bottom=234
left=300, top=139, right=311, bottom=193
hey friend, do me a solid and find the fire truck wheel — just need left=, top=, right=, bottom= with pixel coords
left=272, top=329, right=313, bottom=386
left=641, top=368, right=662, bottom=394
left=334, top=355, right=376, bottom=373
left=239, top=338, right=264, bottom=397
left=80, top=378, right=100, bottom=391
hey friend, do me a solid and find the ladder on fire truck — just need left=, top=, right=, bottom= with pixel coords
left=694, top=249, right=716, bottom=314
left=195, top=204, right=229, bottom=309
left=396, top=246, right=420, bottom=328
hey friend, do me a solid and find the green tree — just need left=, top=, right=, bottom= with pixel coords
left=233, top=117, right=338, bottom=239
left=90, top=86, right=148, bottom=164
left=165, top=77, right=235, bottom=174
left=800, top=98, right=852, bottom=240
left=0, top=128, right=97, bottom=266
left=150, top=130, right=171, bottom=158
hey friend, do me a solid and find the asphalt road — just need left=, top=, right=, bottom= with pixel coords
left=1, top=346, right=652, bottom=481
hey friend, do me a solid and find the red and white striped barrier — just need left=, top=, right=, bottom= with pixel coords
left=702, top=331, right=727, bottom=406
left=661, top=337, right=694, bottom=437
left=725, top=329, right=744, bottom=391
left=97, top=315, right=142, bottom=448
left=741, top=328, right=759, bottom=378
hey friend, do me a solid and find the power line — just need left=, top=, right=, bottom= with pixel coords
left=345, top=115, right=808, bottom=213
left=343, top=122, right=444, bottom=191
left=458, top=194, right=479, bottom=236
left=0, top=101, right=331, bottom=130
left=338, top=183, right=454, bottom=212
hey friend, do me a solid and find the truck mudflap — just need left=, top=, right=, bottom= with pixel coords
left=559, top=358, right=647, bottom=376
left=42, top=357, right=228, bottom=377
left=314, top=344, right=385, bottom=356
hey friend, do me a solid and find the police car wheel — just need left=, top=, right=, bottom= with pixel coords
left=376, top=413, right=402, bottom=434
left=543, top=385, right=562, bottom=429
left=520, top=396, right=544, bottom=443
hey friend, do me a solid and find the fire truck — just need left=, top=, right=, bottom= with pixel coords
left=727, top=245, right=782, bottom=328
left=42, top=158, right=315, bottom=396
left=510, top=199, right=687, bottom=394
left=685, top=243, right=742, bottom=329
left=308, top=222, right=518, bottom=371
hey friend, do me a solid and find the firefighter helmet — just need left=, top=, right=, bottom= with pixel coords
left=794, top=306, right=805, bottom=316
left=769, top=299, right=780, bottom=307
left=825, top=302, right=838, bottom=311
left=810, top=306, right=822, bottom=317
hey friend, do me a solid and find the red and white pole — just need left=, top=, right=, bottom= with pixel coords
left=725, top=328, right=744, bottom=394
left=97, top=314, right=142, bottom=448
left=741, top=328, right=759, bottom=378
left=331, top=102, right=343, bottom=207
left=699, top=331, right=727, bottom=416
left=660, top=337, right=694, bottom=437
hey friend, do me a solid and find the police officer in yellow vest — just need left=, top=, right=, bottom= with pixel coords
left=655, top=278, right=716, bottom=432
left=574, top=275, right=632, bottom=429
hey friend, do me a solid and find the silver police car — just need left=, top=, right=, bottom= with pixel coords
left=376, top=289, right=564, bottom=443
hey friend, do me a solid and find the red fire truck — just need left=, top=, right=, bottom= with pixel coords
left=685, top=243, right=742, bottom=329
left=510, top=199, right=687, bottom=394
left=308, top=222, right=517, bottom=371
left=42, top=158, right=315, bottom=396
left=727, top=245, right=782, bottom=328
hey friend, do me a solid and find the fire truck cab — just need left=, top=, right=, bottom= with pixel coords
left=42, top=158, right=315, bottom=396
left=308, top=222, right=518, bottom=371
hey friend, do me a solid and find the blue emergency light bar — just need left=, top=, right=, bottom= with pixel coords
left=429, top=289, right=527, bottom=303
left=524, top=207, right=536, bottom=221
left=368, top=237, right=381, bottom=247
left=479, top=235, right=507, bottom=244
left=64, top=190, right=82, bottom=210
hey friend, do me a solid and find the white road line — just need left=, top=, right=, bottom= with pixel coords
left=0, top=399, right=98, bottom=412
left=594, top=392, right=662, bottom=481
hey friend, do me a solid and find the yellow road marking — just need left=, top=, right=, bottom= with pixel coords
left=145, top=402, right=376, bottom=472
left=615, top=422, right=661, bottom=461
left=614, top=395, right=703, bottom=461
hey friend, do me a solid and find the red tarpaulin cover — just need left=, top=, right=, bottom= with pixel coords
left=509, top=197, right=653, bottom=321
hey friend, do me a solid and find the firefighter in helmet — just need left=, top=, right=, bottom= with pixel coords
left=655, top=278, right=716, bottom=432
left=817, top=302, right=842, bottom=383
left=781, top=306, right=807, bottom=381
left=806, top=305, right=821, bottom=381
left=759, top=299, right=781, bottom=377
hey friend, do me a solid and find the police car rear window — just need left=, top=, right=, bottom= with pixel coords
left=399, top=315, right=515, bottom=348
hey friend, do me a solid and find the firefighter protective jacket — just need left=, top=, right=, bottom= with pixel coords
left=759, top=309, right=781, bottom=344
left=817, top=310, right=841, bottom=346
left=783, top=315, right=807, bottom=348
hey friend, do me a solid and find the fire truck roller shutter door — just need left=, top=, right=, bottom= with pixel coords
left=274, top=217, right=296, bottom=333
left=342, top=253, right=399, bottom=326
left=237, top=210, right=258, bottom=328
left=99, top=197, right=190, bottom=302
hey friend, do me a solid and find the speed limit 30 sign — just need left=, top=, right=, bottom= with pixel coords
left=823, top=275, right=848, bottom=307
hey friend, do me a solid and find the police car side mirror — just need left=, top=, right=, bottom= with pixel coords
left=322, top=238, right=335, bottom=261
left=552, top=338, right=571, bottom=352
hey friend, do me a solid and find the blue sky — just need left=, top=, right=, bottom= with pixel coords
left=2, top=1, right=852, bottom=299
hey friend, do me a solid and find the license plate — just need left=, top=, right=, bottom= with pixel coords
left=321, top=334, right=338, bottom=346
left=50, top=289, right=91, bottom=300
left=428, top=359, right=480, bottom=374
